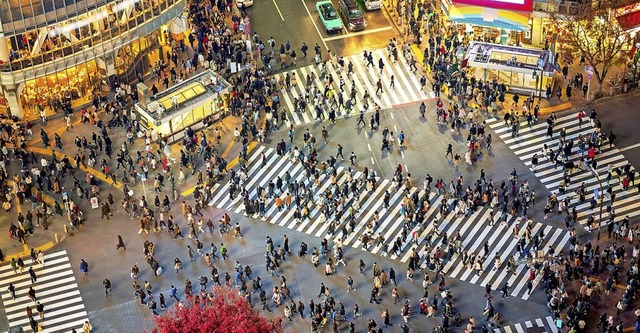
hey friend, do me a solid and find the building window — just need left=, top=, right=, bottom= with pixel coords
left=20, top=60, right=99, bottom=119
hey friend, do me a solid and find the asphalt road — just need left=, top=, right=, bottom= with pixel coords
left=590, top=93, right=640, bottom=169
left=247, top=0, right=397, bottom=63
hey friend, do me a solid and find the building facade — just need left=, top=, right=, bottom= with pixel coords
left=0, top=0, right=185, bottom=119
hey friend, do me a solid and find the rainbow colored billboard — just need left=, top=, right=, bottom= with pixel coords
left=452, top=0, right=534, bottom=13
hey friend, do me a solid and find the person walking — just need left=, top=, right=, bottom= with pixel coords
left=356, top=111, right=366, bottom=127
left=103, top=279, right=112, bottom=297
left=134, top=285, right=147, bottom=304
left=36, top=302, right=44, bottom=320
left=29, top=317, right=39, bottom=333
left=82, top=320, right=93, bottom=333
left=446, top=144, right=453, bottom=159
left=501, top=282, right=510, bottom=299
left=116, top=235, right=126, bottom=250
left=169, top=285, right=179, bottom=302
left=29, top=266, right=37, bottom=284
left=79, top=259, right=89, bottom=274
left=37, top=250, right=45, bottom=267
left=28, top=286, right=37, bottom=303
left=187, top=245, right=196, bottom=263
left=7, top=283, right=16, bottom=300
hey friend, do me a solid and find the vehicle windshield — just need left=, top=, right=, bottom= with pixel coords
left=321, top=4, right=337, bottom=19
left=348, top=8, right=363, bottom=19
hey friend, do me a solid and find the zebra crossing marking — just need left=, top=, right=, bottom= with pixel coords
left=0, top=250, right=89, bottom=333
left=485, top=114, right=640, bottom=227
left=205, top=146, right=570, bottom=299
left=275, top=49, right=435, bottom=126
left=497, top=316, right=558, bottom=333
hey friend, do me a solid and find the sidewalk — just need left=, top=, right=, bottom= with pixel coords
left=383, top=1, right=632, bottom=117
left=564, top=233, right=640, bottom=332
left=0, top=181, right=67, bottom=260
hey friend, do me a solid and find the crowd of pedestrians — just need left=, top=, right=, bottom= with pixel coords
left=0, top=0, right=638, bottom=331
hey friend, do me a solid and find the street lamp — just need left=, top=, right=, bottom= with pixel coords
left=533, top=70, right=539, bottom=99
left=589, top=165, right=604, bottom=239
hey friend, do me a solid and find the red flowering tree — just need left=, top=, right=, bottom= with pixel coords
left=148, top=286, right=284, bottom=333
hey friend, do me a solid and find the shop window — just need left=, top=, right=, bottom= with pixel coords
left=19, top=59, right=99, bottom=119
left=510, top=72, right=524, bottom=88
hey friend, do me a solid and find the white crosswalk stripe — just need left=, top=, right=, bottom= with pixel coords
left=485, top=114, right=640, bottom=227
left=0, top=250, right=89, bottom=333
left=275, top=49, right=435, bottom=126
left=495, top=315, right=558, bottom=333
left=205, top=146, right=570, bottom=299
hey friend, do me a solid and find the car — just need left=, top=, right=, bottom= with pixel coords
left=316, top=0, right=343, bottom=33
left=237, top=0, right=253, bottom=8
left=338, top=0, right=366, bottom=31
left=363, top=0, right=382, bottom=10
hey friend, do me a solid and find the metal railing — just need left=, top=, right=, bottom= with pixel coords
left=0, top=0, right=176, bottom=73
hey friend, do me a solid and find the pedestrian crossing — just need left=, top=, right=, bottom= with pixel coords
left=206, top=145, right=570, bottom=299
left=485, top=114, right=640, bottom=228
left=0, top=249, right=89, bottom=333
left=275, top=48, right=436, bottom=126
left=497, top=315, right=558, bottom=333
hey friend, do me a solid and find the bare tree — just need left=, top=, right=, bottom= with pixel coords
left=552, top=1, right=629, bottom=97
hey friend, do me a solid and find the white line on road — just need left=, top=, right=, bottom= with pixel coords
left=393, top=125, right=398, bottom=132
left=367, top=143, right=372, bottom=152
left=400, top=151, right=405, bottom=158
left=322, top=26, right=394, bottom=41
left=273, top=0, right=285, bottom=21
left=404, top=164, right=408, bottom=172
left=390, top=112, right=394, bottom=119
left=301, top=0, right=328, bottom=50
left=619, top=142, right=640, bottom=152
left=371, top=157, right=375, bottom=165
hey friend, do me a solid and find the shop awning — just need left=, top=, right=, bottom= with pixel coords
left=448, top=3, right=530, bottom=32
left=615, top=2, right=640, bottom=31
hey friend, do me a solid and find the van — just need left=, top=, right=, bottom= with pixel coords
left=364, top=0, right=382, bottom=10
left=339, top=0, right=366, bottom=31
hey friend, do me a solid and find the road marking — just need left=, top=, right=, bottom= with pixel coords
left=301, top=0, right=328, bottom=50
left=322, top=26, right=393, bottom=41
left=180, top=141, right=258, bottom=197
left=221, top=139, right=236, bottom=158
left=390, top=112, right=394, bottom=119
left=404, top=164, right=408, bottom=172
left=393, top=125, right=397, bottom=132
left=400, top=150, right=405, bottom=158
left=273, top=0, right=285, bottom=21
left=619, top=142, right=640, bottom=152
left=367, top=143, right=372, bottom=152
left=392, top=95, right=438, bottom=108
left=371, top=157, right=375, bottom=165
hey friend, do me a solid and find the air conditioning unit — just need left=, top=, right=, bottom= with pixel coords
left=147, top=101, right=160, bottom=113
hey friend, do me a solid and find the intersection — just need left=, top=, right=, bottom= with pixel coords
left=0, top=1, right=639, bottom=333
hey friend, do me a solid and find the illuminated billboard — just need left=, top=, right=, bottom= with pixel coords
left=452, top=0, right=533, bottom=12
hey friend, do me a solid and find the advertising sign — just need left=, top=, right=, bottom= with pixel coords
left=452, top=0, right=533, bottom=12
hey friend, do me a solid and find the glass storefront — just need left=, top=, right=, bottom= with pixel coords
left=115, top=31, right=160, bottom=76
left=0, top=0, right=177, bottom=71
left=19, top=60, right=101, bottom=117
left=0, top=0, right=184, bottom=119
